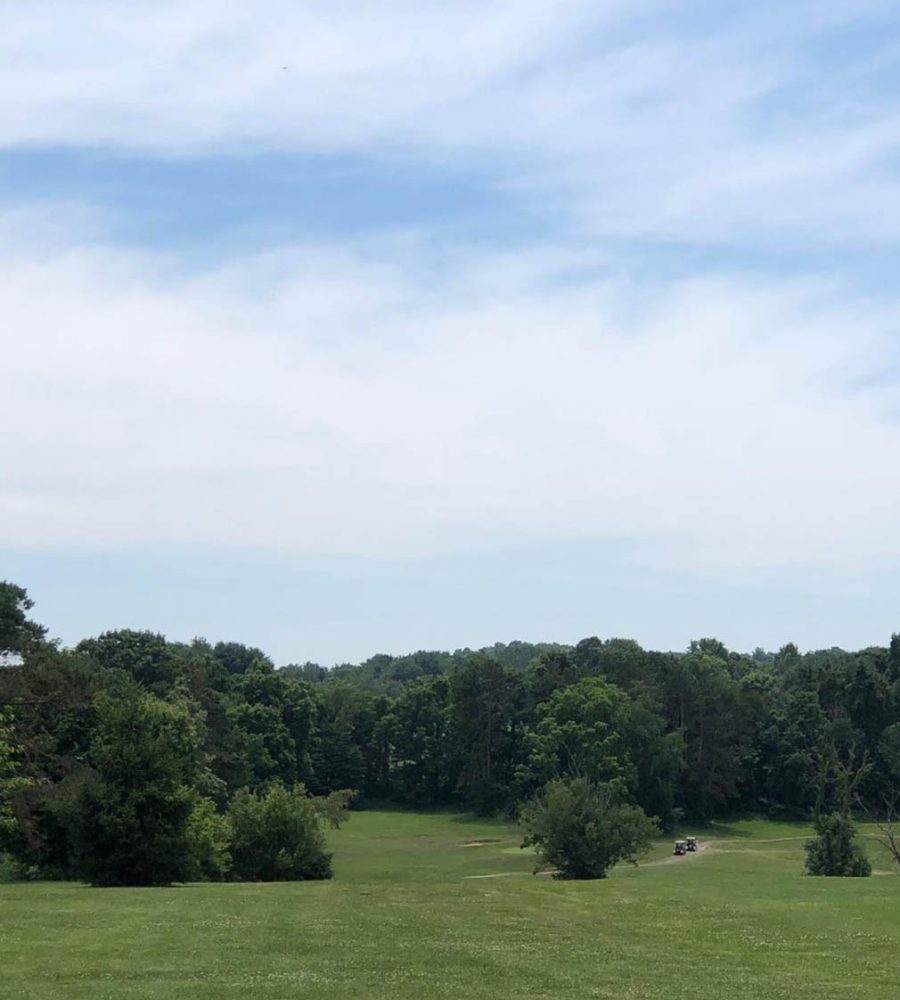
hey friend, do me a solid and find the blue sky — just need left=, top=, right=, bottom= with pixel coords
left=3, top=1, right=900, bottom=663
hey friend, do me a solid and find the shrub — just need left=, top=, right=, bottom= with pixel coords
left=520, top=776, right=658, bottom=879
left=70, top=694, right=197, bottom=886
left=804, top=812, right=871, bottom=877
left=311, top=788, right=357, bottom=829
left=185, top=796, right=233, bottom=882
left=229, top=783, right=332, bottom=881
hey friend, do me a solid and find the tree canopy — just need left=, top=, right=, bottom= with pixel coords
left=2, top=584, right=900, bottom=883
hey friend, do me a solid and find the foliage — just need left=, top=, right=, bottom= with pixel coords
left=69, top=693, right=198, bottom=886
left=184, top=796, right=233, bottom=881
left=520, top=676, right=634, bottom=789
left=520, top=776, right=658, bottom=879
left=448, top=655, right=523, bottom=813
left=804, top=812, right=871, bottom=877
left=381, top=677, right=451, bottom=804
left=76, top=629, right=175, bottom=689
left=311, top=787, right=357, bottom=829
left=0, top=582, right=47, bottom=658
left=0, top=710, right=29, bottom=841
left=4, top=581, right=900, bottom=882
left=228, top=783, right=332, bottom=881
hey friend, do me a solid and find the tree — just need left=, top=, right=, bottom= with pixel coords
left=519, top=676, right=635, bottom=792
left=0, top=582, right=47, bottom=659
left=70, top=693, right=198, bottom=886
left=0, top=710, right=28, bottom=841
left=804, top=812, right=871, bottom=877
left=229, top=667, right=318, bottom=789
left=448, top=655, right=523, bottom=813
left=213, top=641, right=274, bottom=676
left=76, top=630, right=175, bottom=690
left=527, top=650, right=581, bottom=706
left=860, top=788, right=900, bottom=872
left=804, top=739, right=872, bottom=878
left=863, top=723, right=900, bottom=870
left=184, top=796, right=233, bottom=881
left=383, top=677, right=451, bottom=804
left=660, top=646, right=751, bottom=819
left=311, top=788, right=357, bottom=829
left=308, top=683, right=366, bottom=794
left=229, top=783, right=332, bottom=881
left=0, top=647, right=103, bottom=874
left=520, top=776, right=658, bottom=879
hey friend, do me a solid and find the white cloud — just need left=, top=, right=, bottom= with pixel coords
left=3, top=1, right=900, bottom=245
left=2, top=211, right=899, bottom=571
left=3, top=3, right=900, bottom=579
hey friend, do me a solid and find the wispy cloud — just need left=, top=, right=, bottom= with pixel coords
left=3, top=2, right=900, bottom=614
left=2, top=209, right=898, bottom=571
left=3, top=1, right=900, bottom=246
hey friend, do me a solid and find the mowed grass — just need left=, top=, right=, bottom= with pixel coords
left=2, top=812, right=898, bottom=1000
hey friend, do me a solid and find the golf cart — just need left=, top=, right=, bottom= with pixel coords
left=673, top=841, right=687, bottom=856
left=686, top=837, right=698, bottom=852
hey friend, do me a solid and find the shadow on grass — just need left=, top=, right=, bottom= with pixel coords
left=675, top=816, right=815, bottom=840
left=698, top=822, right=753, bottom=839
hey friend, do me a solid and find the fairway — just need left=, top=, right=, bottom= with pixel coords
left=2, top=811, right=898, bottom=1000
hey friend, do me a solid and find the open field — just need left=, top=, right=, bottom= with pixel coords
left=2, top=811, right=898, bottom=999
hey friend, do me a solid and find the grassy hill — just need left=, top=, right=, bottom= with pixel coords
left=2, top=812, right=898, bottom=999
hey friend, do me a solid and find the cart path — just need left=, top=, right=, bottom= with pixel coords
left=640, top=840, right=712, bottom=868
left=461, top=835, right=822, bottom=879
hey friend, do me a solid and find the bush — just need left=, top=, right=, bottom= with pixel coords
left=804, top=812, right=871, bottom=877
left=70, top=694, right=197, bottom=886
left=185, top=796, right=233, bottom=882
left=311, top=788, right=357, bottom=829
left=229, top=783, right=333, bottom=881
left=520, top=776, right=658, bottom=879
left=0, top=709, right=29, bottom=844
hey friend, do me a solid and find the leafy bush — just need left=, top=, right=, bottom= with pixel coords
left=804, top=812, right=871, bottom=877
left=229, top=783, right=333, bottom=881
left=520, top=776, right=658, bottom=879
left=0, top=710, right=29, bottom=843
left=311, top=788, right=357, bottom=829
left=185, top=796, right=233, bottom=881
left=70, top=694, right=197, bottom=886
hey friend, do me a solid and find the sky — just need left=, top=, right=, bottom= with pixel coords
left=3, top=1, right=900, bottom=664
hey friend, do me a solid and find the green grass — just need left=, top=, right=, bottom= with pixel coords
left=2, top=812, right=898, bottom=999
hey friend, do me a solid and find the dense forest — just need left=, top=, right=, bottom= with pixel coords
left=2, top=581, right=899, bottom=882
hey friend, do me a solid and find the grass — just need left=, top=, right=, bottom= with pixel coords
left=1, top=811, right=898, bottom=999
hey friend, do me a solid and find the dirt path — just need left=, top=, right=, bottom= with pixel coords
left=461, top=836, right=816, bottom=880
left=640, top=841, right=712, bottom=868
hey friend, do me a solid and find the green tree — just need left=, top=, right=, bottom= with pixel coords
left=184, top=796, right=233, bottom=882
left=448, top=655, right=524, bottom=813
left=309, top=683, right=366, bottom=794
left=228, top=666, right=319, bottom=790
left=76, top=629, right=175, bottom=690
left=661, top=646, right=751, bottom=819
left=213, top=641, right=274, bottom=676
left=804, top=812, right=871, bottom=877
left=0, top=582, right=47, bottom=658
left=70, top=693, right=198, bottom=886
left=383, top=677, right=451, bottom=804
left=804, top=738, right=872, bottom=878
left=311, top=788, right=357, bottom=829
left=519, top=676, right=634, bottom=790
left=0, top=647, right=103, bottom=875
left=519, top=676, right=679, bottom=826
left=0, top=711, right=28, bottom=840
left=520, top=776, right=658, bottom=879
left=229, top=783, right=332, bottom=881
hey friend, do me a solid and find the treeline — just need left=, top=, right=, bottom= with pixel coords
left=2, top=582, right=900, bottom=882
